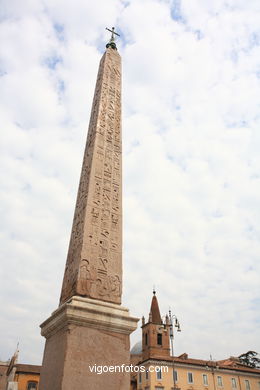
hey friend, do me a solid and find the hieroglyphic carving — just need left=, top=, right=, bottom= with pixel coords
left=60, top=47, right=122, bottom=305
left=96, top=274, right=121, bottom=298
left=77, top=256, right=122, bottom=300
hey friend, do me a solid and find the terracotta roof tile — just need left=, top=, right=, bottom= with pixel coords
left=172, top=357, right=260, bottom=374
left=150, top=293, right=162, bottom=324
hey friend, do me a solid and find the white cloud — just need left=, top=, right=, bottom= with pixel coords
left=0, top=0, right=260, bottom=365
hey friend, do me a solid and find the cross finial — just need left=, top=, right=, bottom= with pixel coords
left=106, top=27, right=120, bottom=50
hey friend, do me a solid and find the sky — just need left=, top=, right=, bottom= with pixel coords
left=0, top=0, right=260, bottom=365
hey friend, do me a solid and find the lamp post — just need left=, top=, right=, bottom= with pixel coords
left=168, top=309, right=181, bottom=357
left=206, top=356, right=217, bottom=390
left=160, top=309, right=181, bottom=390
left=166, top=309, right=181, bottom=390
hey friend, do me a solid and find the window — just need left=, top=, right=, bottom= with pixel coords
left=27, top=382, right=38, bottom=390
left=145, top=369, right=149, bottom=380
left=157, top=333, right=162, bottom=345
left=188, top=372, right=194, bottom=383
left=245, top=380, right=250, bottom=390
left=217, top=376, right=223, bottom=387
left=145, top=333, right=148, bottom=345
left=138, top=372, right=142, bottom=384
left=173, top=370, right=178, bottom=383
left=155, top=387, right=164, bottom=390
left=203, top=374, right=208, bottom=386
left=231, top=378, right=237, bottom=388
left=156, top=367, right=162, bottom=380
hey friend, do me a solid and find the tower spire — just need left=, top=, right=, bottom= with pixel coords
left=142, top=292, right=171, bottom=360
left=150, top=290, right=162, bottom=324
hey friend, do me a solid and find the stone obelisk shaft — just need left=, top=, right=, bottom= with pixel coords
left=40, top=46, right=138, bottom=390
left=60, top=47, right=122, bottom=305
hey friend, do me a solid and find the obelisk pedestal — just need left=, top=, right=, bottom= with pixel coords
left=39, top=38, right=138, bottom=390
left=40, top=297, right=137, bottom=390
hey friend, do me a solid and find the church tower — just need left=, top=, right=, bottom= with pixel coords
left=39, top=30, right=138, bottom=390
left=142, top=291, right=171, bottom=361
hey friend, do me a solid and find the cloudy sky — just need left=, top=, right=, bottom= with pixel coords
left=1, top=0, right=260, bottom=365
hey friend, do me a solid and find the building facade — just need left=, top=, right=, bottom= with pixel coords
left=0, top=361, right=8, bottom=390
left=0, top=350, right=40, bottom=390
left=11, top=365, right=40, bottom=390
left=131, top=293, right=260, bottom=390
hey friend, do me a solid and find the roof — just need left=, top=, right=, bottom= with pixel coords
left=150, top=292, right=162, bottom=324
left=131, top=341, right=142, bottom=355
left=15, top=364, right=41, bottom=374
left=141, top=354, right=260, bottom=375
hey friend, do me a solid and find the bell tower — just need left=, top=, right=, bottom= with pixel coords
left=141, top=291, right=171, bottom=361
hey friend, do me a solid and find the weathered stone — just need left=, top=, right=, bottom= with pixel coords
left=40, top=297, right=138, bottom=390
left=60, top=47, right=123, bottom=306
left=39, top=46, right=138, bottom=389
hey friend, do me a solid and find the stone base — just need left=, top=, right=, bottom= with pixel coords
left=39, top=296, right=139, bottom=390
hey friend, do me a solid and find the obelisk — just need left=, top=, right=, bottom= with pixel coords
left=39, top=29, right=138, bottom=390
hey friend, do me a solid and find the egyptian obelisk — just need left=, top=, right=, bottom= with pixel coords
left=39, top=28, right=138, bottom=390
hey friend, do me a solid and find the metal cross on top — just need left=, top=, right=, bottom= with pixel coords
left=106, top=27, right=120, bottom=43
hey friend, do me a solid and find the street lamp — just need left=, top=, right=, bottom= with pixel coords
left=161, top=309, right=181, bottom=390
left=168, top=309, right=181, bottom=356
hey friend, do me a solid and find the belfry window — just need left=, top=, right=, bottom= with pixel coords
left=157, top=333, right=162, bottom=345
left=145, top=332, right=148, bottom=345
